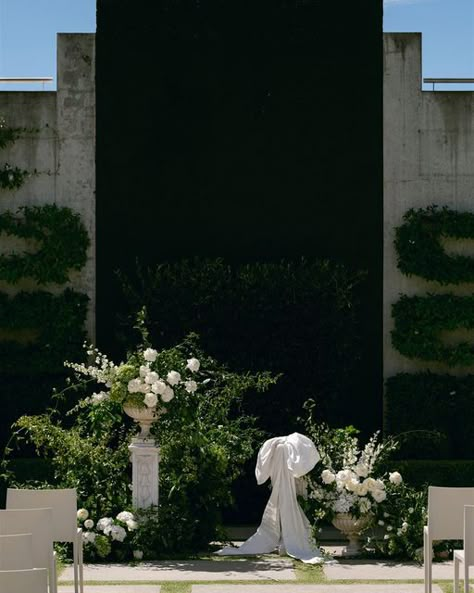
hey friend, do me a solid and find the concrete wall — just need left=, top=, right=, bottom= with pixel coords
left=383, top=33, right=474, bottom=380
left=0, top=34, right=95, bottom=338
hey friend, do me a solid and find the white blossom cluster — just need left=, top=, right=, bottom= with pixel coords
left=77, top=508, right=138, bottom=546
left=65, top=343, right=117, bottom=386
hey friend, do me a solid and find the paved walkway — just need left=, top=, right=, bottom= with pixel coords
left=192, top=586, right=442, bottom=593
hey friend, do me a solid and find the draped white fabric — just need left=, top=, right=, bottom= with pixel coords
left=217, top=432, right=323, bottom=563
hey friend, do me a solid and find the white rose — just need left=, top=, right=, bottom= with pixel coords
left=133, top=549, right=144, bottom=560
left=356, top=483, right=368, bottom=497
left=167, top=371, right=181, bottom=386
left=152, top=380, right=167, bottom=395
left=77, top=508, right=89, bottom=521
left=83, top=531, right=96, bottom=544
left=128, top=379, right=142, bottom=393
left=138, top=382, right=149, bottom=393
left=355, top=464, right=369, bottom=478
left=389, top=471, right=403, bottom=485
left=336, top=470, right=352, bottom=484
left=345, top=478, right=360, bottom=492
left=144, top=392, right=158, bottom=408
left=96, top=517, right=113, bottom=531
left=186, top=358, right=200, bottom=372
left=145, top=371, right=159, bottom=384
left=375, top=479, right=385, bottom=490
left=184, top=380, right=198, bottom=393
left=161, top=386, right=174, bottom=402
left=143, top=348, right=158, bottom=362
left=372, top=489, right=387, bottom=503
left=110, top=524, right=127, bottom=542
left=84, top=519, right=94, bottom=529
left=126, top=519, right=138, bottom=531
left=364, top=478, right=378, bottom=492
left=139, top=365, right=149, bottom=377
left=321, top=470, right=336, bottom=484
left=116, top=511, right=134, bottom=523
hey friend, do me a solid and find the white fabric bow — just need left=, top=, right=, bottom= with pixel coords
left=217, top=432, right=323, bottom=563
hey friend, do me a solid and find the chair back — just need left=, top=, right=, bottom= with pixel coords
left=7, top=487, right=78, bottom=542
left=0, top=568, right=48, bottom=593
left=0, top=533, right=33, bottom=570
left=428, top=486, right=474, bottom=540
left=0, top=508, right=53, bottom=570
left=464, top=505, right=474, bottom=565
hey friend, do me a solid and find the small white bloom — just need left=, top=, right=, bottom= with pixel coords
left=186, top=357, right=200, bottom=372
left=321, top=469, right=336, bottom=484
left=372, top=489, right=387, bottom=503
left=116, top=511, right=134, bottom=523
left=378, top=520, right=385, bottom=526
left=161, top=386, right=174, bottom=402
left=402, top=521, right=408, bottom=531
left=387, top=525, right=393, bottom=532
left=91, top=391, right=108, bottom=404
left=167, top=371, right=181, bottom=385
left=143, top=348, right=158, bottom=362
left=408, top=507, right=414, bottom=514
left=128, top=378, right=143, bottom=393
left=355, top=464, right=369, bottom=478
left=184, top=380, right=198, bottom=393
left=144, top=392, right=158, bottom=408
left=375, top=479, right=385, bottom=490
left=336, top=470, right=352, bottom=484
left=126, top=519, right=138, bottom=531
left=384, top=534, right=390, bottom=540
left=77, top=508, right=89, bottom=521
left=96, top=517, right=113, bottom=531
left=389, top=471, right=403, bottom=485
left=384, top=512, right=390, bottom=518
left=110, top=524, right=127, bottom=542
left=84, top=519, right=94, bottom=529
left=363, top=478, right=378, bottom=492
left=397, top=529, right=402, bottom=536
left=83, top=531, right=96, bottom=544
left=133, top=549, right=144, bottom=560
left=145, top=371, right=159, bottom=384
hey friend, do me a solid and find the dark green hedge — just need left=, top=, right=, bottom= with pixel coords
left=0, top=289, right=89, bottom=374
left=385, top=372, right=474, bottom=458
left=395, top=205, right=474, bottom=285
left=388, top=460, right=474, bottom=488
left=392, top=294, right=474, bottom=366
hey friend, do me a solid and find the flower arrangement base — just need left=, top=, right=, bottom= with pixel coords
left=332, top=513, right=371, bottom=557
left=123, top=405, right=159, bottom=439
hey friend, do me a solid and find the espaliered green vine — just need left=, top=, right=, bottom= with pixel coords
left=392, top=293, right=474, bottom=366
left=0, top=117, right=34, bottom=191
left=0, top=117, right=23, bottom=150
left=0, top=204, right=90, bottom=284
left=0, top=288, right=89, bottom=374
left=395, top=206, right=474, bottom=285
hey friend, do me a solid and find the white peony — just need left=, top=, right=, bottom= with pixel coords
left=77, top=508, right=89, bottom=521
left=161, top=386, right=174, bottom=402
left=372, top=489, right=387, bottom=503
left=389, top=471, right=403, bottom=485
left=139, top=365, right=149, bottom=377
left=145, top=371, right=159, bottom=384
left=144, top=392, right=158, bottom=408
left=167, top=371, right=181, bottom=386
left=84, top=519, right=94, bottom=529
left=184, top=380, right=198, bottom=393
left=186, top=358, right=200, bottom=373
left=110, top=524, right=127, bottom=542
left=356, top=482, right=368, bottom=497
left=151, top=380, right=167, bottom=395
left=128, top=379, right=142, bottom=393
left=96, top=517, right=113, bottom=532
left=126, top=519, right=138, bottom=531
left=363, top=477, right=378, bottom=492
left=336, top=470, right=353, bottom=484
left=321, top=470, right=336, bottom=484
left=143, top=348, right=158, bottom=362
left=375, top=479, right=385, bottom=490
left=345, top=478, right=360, bottom=493
left=116, top=511, right=134, bottom=523
left=83, top=531, right=96, bottom=544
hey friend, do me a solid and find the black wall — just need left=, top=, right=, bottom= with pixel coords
left=96, top=0, right=383, bottom=431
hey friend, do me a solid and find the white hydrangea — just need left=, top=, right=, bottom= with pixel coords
left=77, top=508, right=89, bottom=521
left=133, top=549, right=144, bottom=560
left=186, top=358, right=200, bottom=372
left=143, top=348, right=158, bottom=362
left=116, top=511, right=134, bottom=523
left=126, top=519, right=138, bottom=531
left=151, top=380, right=167, bottom=395
left=145, top=371, right=159, bottom=385
left=83, top=531, right=96, bottom=544
left=128, top=378, right=143, bottom=393
left=139, top=365, right=149, bottom=378
left=110, top=524, right=127, bottom=542
left=333, top=492, right=357, bottom=513
left=161, top=386, right=174, bottom=402
left=96, top=517, right=113, bottom=532
left=167, top=371, right=181, bottom=386
left=184, top=380, right=198, bottom=393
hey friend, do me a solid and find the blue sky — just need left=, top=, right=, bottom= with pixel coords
left=0, top=0, right=472, bottom=91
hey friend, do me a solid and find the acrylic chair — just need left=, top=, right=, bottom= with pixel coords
left=424, top=486, right=474, bottom=593
left=0, top=533, right=33, bottom=570
left=7, top=487, right=83, bottom=593
left=0, top=568, right=48, bottom=593
left=454, top=505, right=474, bottom=593
left=0, top=508, right=57, bottom=593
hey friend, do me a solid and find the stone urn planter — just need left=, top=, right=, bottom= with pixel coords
left=332, top=513, right=372, bottom=556
left=123, top=404, right=161, bottom=439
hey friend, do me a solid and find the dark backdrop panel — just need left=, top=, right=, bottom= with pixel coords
left=96, top=0, right=382, bottom=429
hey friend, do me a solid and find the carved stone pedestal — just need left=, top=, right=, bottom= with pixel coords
left=129, top=437, right=160, bottom=509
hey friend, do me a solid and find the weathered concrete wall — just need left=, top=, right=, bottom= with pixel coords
left=0, top=34, right=95, bottom=338
left=383, top=33, right=474, bottom=379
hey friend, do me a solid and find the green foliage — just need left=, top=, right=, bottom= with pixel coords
left=118, top=257, right=366, bottom=430
left=395, top=205, right=474, bottom=285
left=385, top=372, right=474, bottom=458
left=0, top=164, right=30, bottom=191
left=3, top=333, right=277, bottom=558
left=391, top=293, right=474, bottom=366
left=387, top=459, right=474, bottom=488
left=0, top=204, right=90, bottom=284
left=0, top=289, right=89, bottom=374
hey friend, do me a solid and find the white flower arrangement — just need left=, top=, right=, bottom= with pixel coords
left=78, top=508, right=138, bottom=552
left=65, top=341, right=202, bottom=415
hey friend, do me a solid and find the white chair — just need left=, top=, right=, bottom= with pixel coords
left=7, top=487, right=83, bottom=593
left=0, top=568, right=48, bottom=593
left=0, top=533, right=33, bottom=570
left=424, top=486, right=474, bottom=593
left=454, top=505, right=474, bottom=593
left=0, top=508, right=57, bottom=593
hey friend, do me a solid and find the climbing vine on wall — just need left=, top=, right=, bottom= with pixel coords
left=395, top=206, right=474, bottom=285
left=0, top=116, right=34, bottom=191
left=0, top=204, right=90, bottom=284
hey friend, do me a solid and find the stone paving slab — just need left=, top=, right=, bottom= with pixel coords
left=192, top=585, right=443, bottom=593
left=324, top=559, right=454, bottom=580
left=60, top=558, right=296, bottom=582
left=59, top=584, right=161, bottom=593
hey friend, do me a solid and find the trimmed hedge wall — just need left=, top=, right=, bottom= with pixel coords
left=389, top=460, right=474, bottom=488
left=385, top=372, right=474, bottom=459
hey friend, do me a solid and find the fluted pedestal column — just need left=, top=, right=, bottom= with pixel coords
left=129, top=437, right=160, bottom=509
